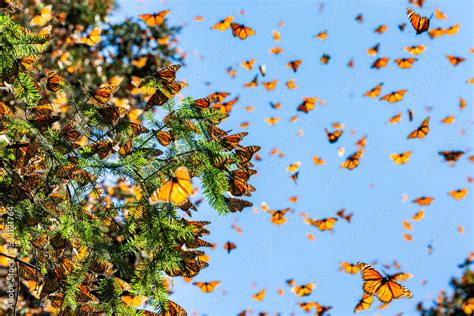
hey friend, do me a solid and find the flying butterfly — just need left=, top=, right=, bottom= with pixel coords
left=357, top=262, right=413, bottom=303
left=45, top=69, right=65, bottom=92
left=211, top=15, right=234, bottom=31
left=380, top=89, right=408, bottom=103
left=354, top=293, right=374, bottom=313
left=148, top=166, right=193, bottom=206
left=341, top=149, right=363, bottom=170
left=268, top=208, right=291, bottom=225
left=287, top=60, right=303, bottom=72
left=312, top=217, right=338, bottom=231
left=363, top=82, right=383, bottom=98
left=325, top=128, right=343, bottom=144
left=31, top=4, right=52, bottom=27
left=292, top=283, right=316, bottom=297
left=448, top=188, right=468, bottom=201
left=404, top=45, right=427, bottom=55
left=438, top=150, right=464, bottom=166
left=395, top=58, right=418, bottom=69
left=139, top=10, right=170, bottom=27
left=79, top=27, right=102, bottom=46
left=407, top=116, right=430, bottom=139
left=406, top=7, right=431, bottom=34
left=297, top=97, right=317, bottom=113
left=193, top=281, right=221, bottom=293
left=230, top=23, right=255, bottom=40
left=371, top=57, right=389, bottom=69
left=224, top=241, right=236, bottom=254
left=241, top=59, right=256, bottom=70
left=446, top=55, right=466, bottom=66
left=390, top=151, right=412, bottom=165
left=340, top=262, right=359, bottom=274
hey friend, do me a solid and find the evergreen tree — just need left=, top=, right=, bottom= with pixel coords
left=0, top=2, right=258, bottom=314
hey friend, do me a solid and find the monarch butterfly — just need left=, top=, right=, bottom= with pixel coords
left=312, top=217, right=338, bottom=231
left=286, top=79, right=297, bottom=89
left=269, top=47, right=283, bottom=55
left=297, top=97, right=317, bottom=113
left=211, top=15, right=234, bottom=31
left=193, top=281, right=221, bottom=293
left=407, top=116, right=430, bottom=139
left=354, top=293, right=374, bottom=313
left=145, top=89, right=169, bottom=110
left=88, top=84, right=117, bottom=105
left=325, top=128, right=343, bottom=144
left=297, top=302, right=315, bottom=312
left=403, top=220, right=414, bottom=230
left=131, top=56, right=148, bottom=68
left=445, top=24, right=460, bottom=36
left=224, top=241, right=236, bottom=253
left=154, top=64, right=181, bottom=84
left=240, top=59, right=256, bottom=70
left=230, top=23, right=255, bottom=40
left=355, top=136, right=367, bottom=148
left=121, top=294, right=147, bottom=307
left=374, top=25, right=387, bottom=33
left=347, top=59, right=355, bottom=68
left=428, top=27, right=445, bottom=39
left=228, top=170, right=255, bottom=197
left=355, top=14, right=363, bottom=23
left=412, top=210, right=425, bottom=221
left=292, top=283, right=316, bottom=296
left=139, top=10, right=170, bottom=27
left=440, top=115, right=455, bottom=125
left=225, top=197, right=253, bottom=213
left=314, top=30, right=328, bottom=40
left=398, top=23, right=407, bottom=31
left=339, top=262, right=359, bottom=274
left=446, top=55, right=466, bottom=66
left=252, top=289, right=265, bottom=301
left=259, top=64, right=267, bottom=76
left=320, top=54, right=331, bottom=65
left=190, top=97, right=215, bottom=110
left=395, top=58, right=418, bottom=69
left=90, top=140, right=113, bottom=160
left=98, top=105, right=127, bottom=125
left=357, top=262, right=413, bottom=303
left=31, top=4, right=52, bottom=27
left=268, top=208, right=291, bottom=225
left=45, top=69, right=65, bottom=92
left=412, top=196, right=434, bottom=206
left=79, top=27, right=102, bottom=46
left=371, top=57, right=389, bottom=69
left=118, top=140, right=132, bottom=157
left=262, top=80, right=278, bottom=91
left=264, top=116, right=280, bottom=126
left=363, top=82, right=383, bottom=98
left=207, top=91, right=229, bottom=102
left=290, top=171, right=299, bottom=185
left=314, top=303, right=332, bottom=315
left=435, top=8, right=447, bottom=20
left=406, top=7, right=431, bottom=34
left=390, top=151, right=412, bottom=165
left=448, top=188, right=468, bottom=201
left=388, top=113, right=402, bottom=124
left=404, top=45, right=427, bottom=55
left=160, top=80, right=188, bottom=98
left=244, top=74, right=258, bottom=88
left=438, top=150, right=464, bottom=166
left=272, top=29, right=281, bottom=42
left=341, top=149, right=363, bottom=170
left=287, top=60, right=303, bottom=72
left=149, top=166, right=193, bottom=206
left=367, top=43, right=380, bottom=56
left=220, top=132, right=249, bottom=150
left=379, top=90, right=408, bottom=103
left=312, top=155, right=326, bottom=165
left=160, top=300, right=187, bottom=315
left=214, top=96, right=239, bottom=114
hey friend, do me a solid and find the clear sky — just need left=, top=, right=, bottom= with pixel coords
left=113, top=1, right=472, bottom=315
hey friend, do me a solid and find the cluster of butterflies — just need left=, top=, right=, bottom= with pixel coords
left=166, top=0, right=474, bottom=314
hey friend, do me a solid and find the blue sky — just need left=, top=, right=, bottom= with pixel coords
left=114, top=1, right=473, bottom=315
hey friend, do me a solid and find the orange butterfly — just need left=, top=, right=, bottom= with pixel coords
left=355, top=14, right=363, bottom=23
left=320, top=54, right=331, bottom=65
left=262, top=80, right=278, bottom=91
left=367, top=43, right=380, bottom=56
left=148, top=166, right=193, bottom=206
left=79, top=27, right=101, bottom=46
left=224, top=241, right=236, bottom=253
left=252, top=289, right=265, bottom=301
left=340, top=262, right=358, bottom=274
left=193, top=281, right=221, bottom=293
left=31, top=5, right=52, bottom=27
left=407, top=116, right=430, bottom=139
left=287, top=60, right=303, bottom=72
left=325, top=129, right=343, bottom=143
left=314, top=30, right=328, bottom=40
left=268, top=208, right=291, bottom=225
left=406, top=7, right=430, bottom=34
left=438, top=150, right=464, bottom=166
left=231, top=23, right=255, bottom=40
left=312, top=217, right=338, bottom=231
left=371, top=57, right=389, bottom=69
left=363, top=82, right=383, bottom=98
left=354, top=293, right=374, bottom=313
left=395, top=58, right=417, bottom=69
left=374, top=25, right=387, bottom=33
left=292, top=283, right=316, bottom=296
left=379, top=90, right=407, bottom=103
left=241, top=59, right=256, bottom=70
left=357, top=262, right=413, bottom=303
left=412, top=196, right=434, bottom=206
left=446, top=55, right=466, bottom=66
left=297, top=97, right=317, bottom=113
left=448, top=188, right=468, bottom=201
left=404, top=45, right=427, bottom=55
left=139, top=10, right=170, bottom=27
left=244, top=75, right=258, bottom=88
left=211, top=16, right=234, bottom=31
left=435, top=8, right=447, bottom=20
left=390, top=152, right=412, bottom=165
left=341, top=149, right=363, bottom=170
